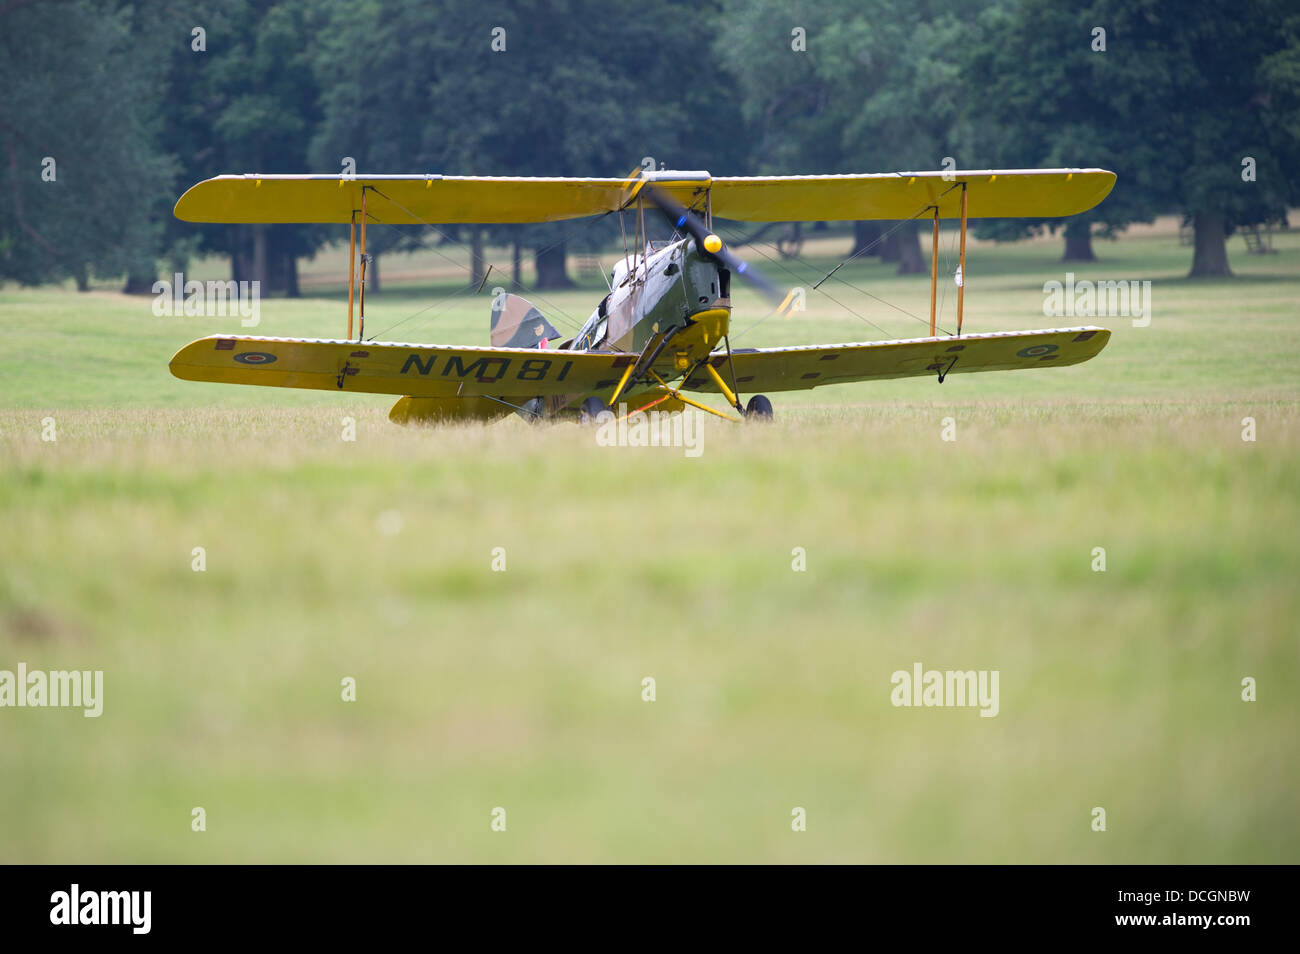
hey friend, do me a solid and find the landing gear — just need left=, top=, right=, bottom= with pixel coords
left=520, top=397, right=546, bottom=424
left=744, top=394, right=773, bottom=420
left=579, top=396, right=608, bottom=423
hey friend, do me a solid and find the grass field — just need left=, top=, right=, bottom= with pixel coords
left=2, top=219, right=1297, bottom=863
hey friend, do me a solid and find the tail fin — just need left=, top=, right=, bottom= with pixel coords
left=490, top=293, right=561, bottom=349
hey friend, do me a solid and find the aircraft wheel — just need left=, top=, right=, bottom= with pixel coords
left=744, top=395, right=774, bottom=420
left=579, top=396, right=608, bottom=424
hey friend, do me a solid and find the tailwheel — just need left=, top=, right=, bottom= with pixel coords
left=744, top=394, right=774, bottom=420
left=578, top=396, right=607, bottom=424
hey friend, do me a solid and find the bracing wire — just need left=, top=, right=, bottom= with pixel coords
left=723, top=194, right=965, bottom=342
left=362, top=186, right=615, bottom=342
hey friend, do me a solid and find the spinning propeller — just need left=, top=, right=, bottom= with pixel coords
left=640, top=185, right=784, bottom=306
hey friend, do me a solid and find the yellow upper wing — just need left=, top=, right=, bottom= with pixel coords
left=709, top=170, right=1115, bottom=221
left=173, top=169, right=1114, bottom=224
left=174, top=175, right=631, bottom=225
left=679, top=327, right=1111, bottom=394
left=169, top=335, right=639, bottom=398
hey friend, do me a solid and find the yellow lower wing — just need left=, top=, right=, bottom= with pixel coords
left=168, top=336, right=636, bottom=398
left=679, top=327, right=1110, bottom=393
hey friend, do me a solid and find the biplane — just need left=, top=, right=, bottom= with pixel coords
left=168, top=167, right=1115, bottom=424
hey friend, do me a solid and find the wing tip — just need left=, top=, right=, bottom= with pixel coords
left=168, top=336, right=220, bottom=378
left=173, top=179, right=219, bottom=222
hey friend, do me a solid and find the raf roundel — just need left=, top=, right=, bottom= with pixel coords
left=233, top=351, right=277, bottom=365
left=1016, top=344, right=1059, bottom=358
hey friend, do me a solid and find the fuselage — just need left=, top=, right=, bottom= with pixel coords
left=567, top=235, right=731, bottom=355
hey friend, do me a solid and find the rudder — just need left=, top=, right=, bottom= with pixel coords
left=490, top=293, right=561, bottom=349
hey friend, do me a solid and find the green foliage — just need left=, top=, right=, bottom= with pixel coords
left=3, top=0, right=1298, bottom=287
left=307, top=0, right=446, bottom=259
left=967, top=0, right=1300, bottom=248
left=419, top=0, right=749, bottom=255
left=715, top=1, right=989, bottom=173
left=159, top=0, right=327, bottom=291
left=0, top=1, right=176, bottom=286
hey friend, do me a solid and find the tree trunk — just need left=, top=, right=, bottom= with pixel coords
left=894, top=221, right=926, bottom=275
left=122, top=248, right=156, bottom=294
left=1189, top=211, right=1232, bottom=277
left=252, top=226, right=268, bottom=289
left=74, top=265, right=89, bottom=292
left=534, top=242, right=574, bottom=290
left=851, top=221, right=883, bottom=257
left=284, top=253, right=300, bottom=298
left=880, top=225, right=901, bottom=263
left=1062, top=218, right=1095, bottom=261
left=122, top=271, right=155, bottom=294
left=259, top=226, right=297, bottom=295
left=512, top=239, right=522, bottom=290
left=470, top=227, right=485, bottom=290
left=231, top=226, right=245, bottom=285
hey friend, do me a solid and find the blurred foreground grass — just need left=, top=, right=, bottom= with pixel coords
left=1, top=404, right=1295, bottom=862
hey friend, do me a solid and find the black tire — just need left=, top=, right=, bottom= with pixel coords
left=579, top=396, right=608, bottom=424
left=744, top=394, right=774, bottom=420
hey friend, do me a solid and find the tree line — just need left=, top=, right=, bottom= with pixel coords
left=1, top=0, right=1296, bottom=294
